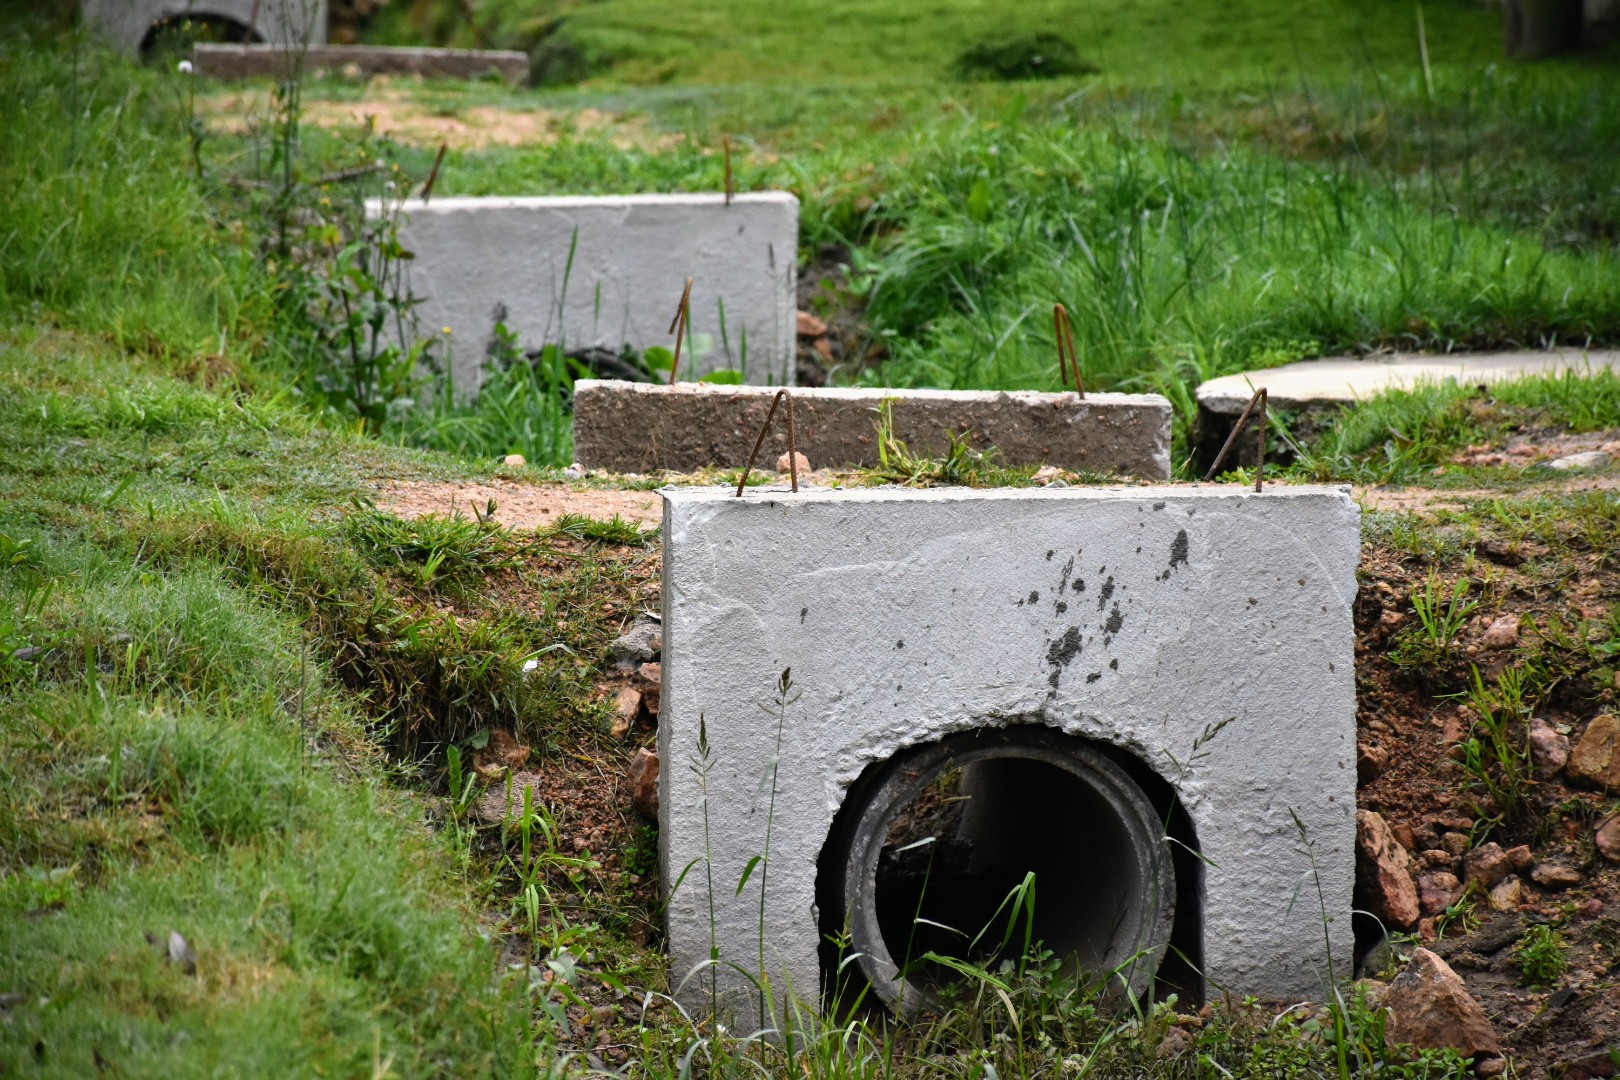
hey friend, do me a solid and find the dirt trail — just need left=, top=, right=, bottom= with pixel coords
left=373, top=479, right=664, bottom=529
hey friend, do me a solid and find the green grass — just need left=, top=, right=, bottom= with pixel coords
left=370, top=0, right=1511, bottom=88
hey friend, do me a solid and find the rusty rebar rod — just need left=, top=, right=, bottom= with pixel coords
left=735, top=390, right=798, bottom=496
left=1053, top=304, right=1084, bottom=398
left=667, top=276, right=694, bottom=384
left=419, top=141, right=448, bottom=203
left=1202, top=386, right=1268, bottom=492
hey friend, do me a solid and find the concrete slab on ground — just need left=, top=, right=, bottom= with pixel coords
left=191, top=43, right=527, bottom=82
left=660, top=483, right=1360, bottom=1020
left=1198, top=349, right=1620, bottom=416
left=380, top=193, right=798, bottom=392
left=573, top=381, right=1173, bottom=478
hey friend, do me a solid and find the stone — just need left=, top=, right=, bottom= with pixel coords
left=610, top=616, right=662, bottom=673
left=1568, top=714, right=1620, bottom=791
left=1597, top=814, right=1620, bottom=863
left=381, top=194, right=799, bottom=393
left=1546, top=450, right=1612, bottom=470
left=1505, top=844, right=1534, bottom=873
left=1487, top=876, right=1523, bottom=912
left=503, top=453, right=527, bottom=468
left=473, top=729, right=531, bottom=780
left=1390, top=822, right=1418, bottom=852
left=1420, top=849, right=1457, bottom=871
left=1556, top=1050, right=1620, bottom=1080
left=1530, top=863, right=1582, bottom=890
left=796, top=311, right=828, bottom=338
left=626, top=748, right=659, bottom=819
left=637, top=662, right=662, bottom=717
left=1441, top=831, right=1470, bottom=856
left=1417, top=871, right=1464, bottom=916
left=1357, top=742, right=1389, bottom=783
left=610, top=687, right=642, bottom=739
left=1474, top=1056, right=1507, bottom=1077
left=1480, top=614, right=1519, bottom=650
left=1358, top=811, right=1421, bottom=930
left=190, top=43, right=527, bottom=83
left=1463, top=842, right=1512, bottom=890
left=574, top=381, right=1174, bottom=478
left=476, top=768, right=545, bottom=824
left=776, top=451, right=812, bottom=474
left=82, top=0, right=328, bottom=54
left=661, top=484, right=1361, bottom=1017
left=1529, top=718, right=1571, bottom=778
left=1382, top=948, right=1500, bottom=1059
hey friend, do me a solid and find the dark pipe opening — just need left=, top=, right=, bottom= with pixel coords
left=140, top=14, right=263, bottom=58
left=819, top=726, right=1201, bottom=1016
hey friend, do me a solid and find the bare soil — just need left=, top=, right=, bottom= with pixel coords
left=373, top=478, right=665, bottom=529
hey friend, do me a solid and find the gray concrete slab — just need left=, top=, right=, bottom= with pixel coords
left=1198, top=349, right=1620, bottom=416
left=660, top=484, right=1360, bottom=1022
left=82, top=0, right=327, bottom=53
left=191, top=43, right=527, bottom=82
left=573, top=381, right=1172, bottom=478
left=379, top=193, right=798, bottom=392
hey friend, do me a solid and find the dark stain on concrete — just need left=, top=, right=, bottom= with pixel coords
left=1028, top=590, right=1040, bottom=605
left=800, top=607, right=808, bottom=624
left=1055, top=601, right=1068, bottom=614
left=1097, top=575, right=1115, bottom=611
left=1045, top=626, right=1083, bottom=687
left=1169, top=528, right=1189, bottom=569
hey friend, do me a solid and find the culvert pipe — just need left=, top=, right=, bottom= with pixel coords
left=822, top=728, right=1176, bottom=1016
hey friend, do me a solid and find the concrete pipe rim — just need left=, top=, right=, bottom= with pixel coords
left=833, top=727, right=1176, bottom=1017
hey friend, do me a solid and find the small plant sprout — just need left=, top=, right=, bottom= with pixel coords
left=1513, top=924, right=1568, bottom=986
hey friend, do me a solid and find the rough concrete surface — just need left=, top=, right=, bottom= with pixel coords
left=660, top=484, right=1361, bottom=1020
left=379, top=193, right=798, bottom=391
left=191, top=43, right=526, bottom=82
left=574, top=381, right=1173, bottom=478
left=82, top=0, right=327, bottom=53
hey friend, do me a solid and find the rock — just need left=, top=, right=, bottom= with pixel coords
left=1477, top=539, right=1526, bottom=567
left=473, top=729, right=531, bottom=780
left=796, top=310, right=829, bottom=338
left=1358, top=811, right=1421, bottom=930
left=636, top=661, right=662, bottom=721
left=1529, top=718, right=1570, bottom=778
left=1441, top=831, right=1469, bottom=856
left=1568, top=713, right=1620, bottom=791
left=1545, top=450, right=1612, bottom=470
left=1441, top=714, right=1468, bottom=760
left=166, top=930, right=197, bottom=976
left=502, top=453, right=527, bottom=468
left=475, top=768, right=544, bottom=824
left=1379, top=609, right=1406, bottom=634
left=627, top=748, right=659, bottom=818
left=1390, top=822, right=1418, bottom=851
left=562, top=463, right=586, bottom=479
left=1463, top=842, right=1512, bottom=889
left=610, top=686, right=642, bottom=739
left=1556, top=1050, right=1619, bottom=1080
left=1487, top=876, right=1523, bottom=912
left=1474, top=1056, right=1507, bottom=1078
left=1597, top=814, right=1620, bottom=863
left=1480, top=614, right=1519, bottom=650
left=1505, top=844, right=1534, bottom=873
left=9, top=646, right=43, bottom=662
left=610, top=616, right=662, bottom=673
left=1417, top=871, right=1463, bottom=916
left=1382, top=948, right=1499, bottom=1059
left=1530, top=863, right=1582, bottom=890
left=1420, top=849, right=1457, bottom=871
left=1357, top=742, right=1389, bottom=783
left=776, top=451, right=812, bottom=474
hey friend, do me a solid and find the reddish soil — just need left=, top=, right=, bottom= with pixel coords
left=373, top=479, right=665, bottom=530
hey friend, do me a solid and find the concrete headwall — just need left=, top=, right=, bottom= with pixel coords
left=661, top=484, right=1361, bottom=1019
left=382, top=193, right=799, bottom=391
left=191, top=43, right=527, bottom=82
left=82, top=0, right=328, bottom=53
left=574, top=381, right=1173, bottom=477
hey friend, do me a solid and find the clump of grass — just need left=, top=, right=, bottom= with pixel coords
left=547, top=512, right=655, bottom=547
left=1512, top=924, right=1568, bottom=986
left=952, top=33, right=1097, bottom=81
left=344, top=506, right=514, bottom=585
left=867, top=400, right=1030, bottom=487
left=1389, top=574, right=1477, bottom=669
left=1454, top=666, right=1536, bottom=828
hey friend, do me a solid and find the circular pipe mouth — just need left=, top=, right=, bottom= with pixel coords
left=825, top=728, right=1176, bottom=1016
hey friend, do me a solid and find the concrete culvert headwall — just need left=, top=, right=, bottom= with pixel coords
left=818, top=728, right=1183, bottom=1015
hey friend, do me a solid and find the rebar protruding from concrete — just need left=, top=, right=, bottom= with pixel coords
left=1053, top=304, right=1084, bottom=398
left=735, top=389, right=798, bottom=496
left=668, top=276, right=694, bottom=384
left=419, top=141, right=448, bottom=203
left=1203, top=386, right=1268, bottom=492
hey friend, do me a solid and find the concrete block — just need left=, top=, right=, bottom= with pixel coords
left=82, top=0, right=327, bottom=54
left=382, top=193, right=798, bottom=391
left=574, top=381, right=1172, bottom=478
left=660, top=484, right=1360, bottom=1021
left=191, top=43, right=527, bottom=83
